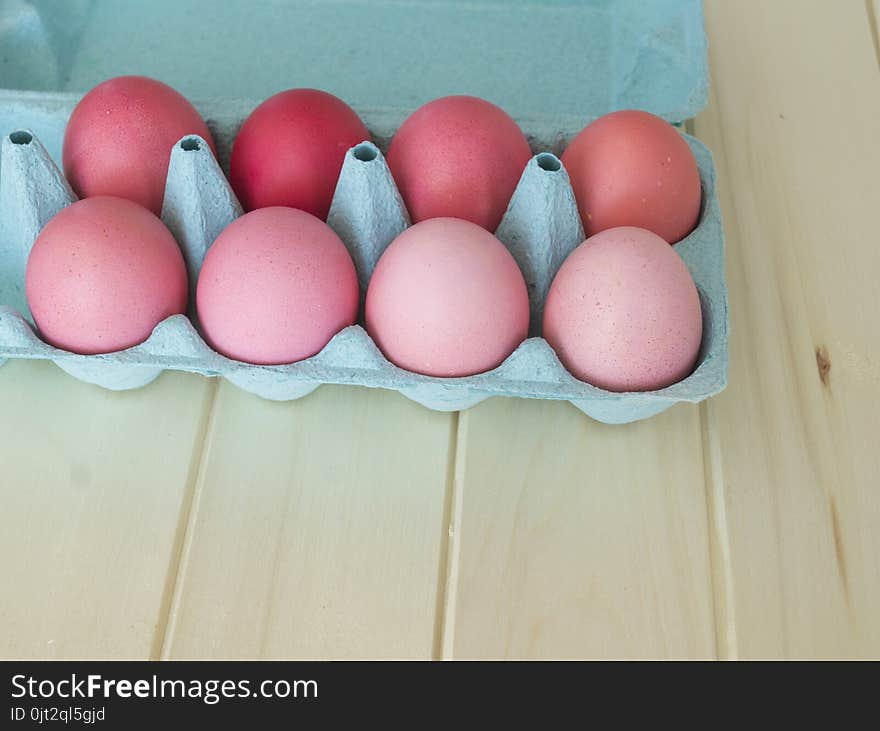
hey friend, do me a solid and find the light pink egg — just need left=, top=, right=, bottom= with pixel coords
left=26, top=196, right=188, bottom=355
left=561, top=110, right=701, bottom=243
left=63, top=76, right=215, bottom=215
left=386, top=96, right=532, bottom=231
left=196, top=207, right=358, bottom=365
left=365, top=217, right=529, bottom=377
left=543, top=226, right=702, bottom=392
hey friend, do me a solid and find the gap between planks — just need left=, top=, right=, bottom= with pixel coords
left=689, top=103, right=736, bottom=660
left=431, top=411, right=461, bottom=660
left=436, top=409, right=470, bottom=660
left=155, top=377, right=220, bottom=660
left=700, top=400, right=737, bottom=660
left=867, top=0, right=880, bottom=67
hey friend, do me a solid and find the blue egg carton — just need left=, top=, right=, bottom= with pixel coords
left=0, top=0, right=726, bottom=423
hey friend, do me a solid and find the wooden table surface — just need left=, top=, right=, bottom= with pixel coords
left=1, top=0, right=878, bottom=660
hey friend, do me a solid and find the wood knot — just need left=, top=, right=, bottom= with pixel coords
left=815, top=346, right=831, bottom=386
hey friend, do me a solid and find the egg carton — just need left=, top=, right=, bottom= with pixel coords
left=0, top=115, right=727, bottom=424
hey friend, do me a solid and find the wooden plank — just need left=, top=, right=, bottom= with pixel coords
left=0, top=361, right=214, bottom=659
left=163, top=383, right=454, bottom=659
left=443, top=398, right=715, bottom=659
left=694, top=0, right=880, bottom=657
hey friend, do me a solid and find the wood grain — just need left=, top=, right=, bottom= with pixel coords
left=442, top=398, right=715, bottom=659
left=162, top=383, right=455, bottom=659
left=0, top=362, right=214, bottom=659
left=694, top=0, right=880, bottom=657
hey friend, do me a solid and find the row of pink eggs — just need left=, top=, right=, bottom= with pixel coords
left=25, top=76, right=703, bottom=393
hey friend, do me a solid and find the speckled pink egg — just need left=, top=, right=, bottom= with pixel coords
left=26, top=196, right=188, bottom=355
left=63, top=76, right=215, bottom=215
left=543, top=226, right=702, bottom=392
left=196, top=207, right=358, bottom=365
left=561, top=110, right=701, bottom=243
left=365, top=217, right=529, bottom=377
left=386, top=96, right=532, bottom=231
left=229, top=89, right=370, bottom=219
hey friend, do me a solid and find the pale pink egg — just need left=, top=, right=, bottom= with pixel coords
left=543, top=226, right=702, bottom=392
left=196, top=207, right=358, bottom=365
left=63, top=76, right=215, bottom=215
left=229, top=89, right=370, bottom=219
left=26, top=196, right=188, bottom=354
left=386, top=96, right=532, bottom=231
left=365, top=217, right=529, bottom=377
left=561, top=110, right=701, bottom=243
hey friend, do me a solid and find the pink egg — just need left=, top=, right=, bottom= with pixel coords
left=26, top=196, right=188, bottom=355
left=196, top=207, right=358, bottom=365
left=63, top=76, right=215, bottom=215
left=386, top=96, right=532, bottom=231
left=229, top=89, right=370, bottom=219
left=543, top=226, right=702, bottom=392
left=561, top=110, right=701, bottom=243
left=366, top=217, right=529, bottom=377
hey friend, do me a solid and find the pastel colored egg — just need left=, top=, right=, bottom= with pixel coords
left=561, top=110, right=701, bottom=243
left=196, top=207, right=358, bottom=365
left=25, top=196, right=188, bottom=354
left=229, top=89, right=370, bottom=219
left=365, top=217, right=529, bottom=377
left=386, top=95, right=532, bottom=232
left=542, top=226, right=702, bottom=392
left=63, top=76, right=215, bottom=215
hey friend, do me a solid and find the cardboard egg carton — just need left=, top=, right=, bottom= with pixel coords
left=0, top=110, right=727, bottom=424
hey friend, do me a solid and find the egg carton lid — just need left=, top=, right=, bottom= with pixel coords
left=0, top=0, right=707, bottom=126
